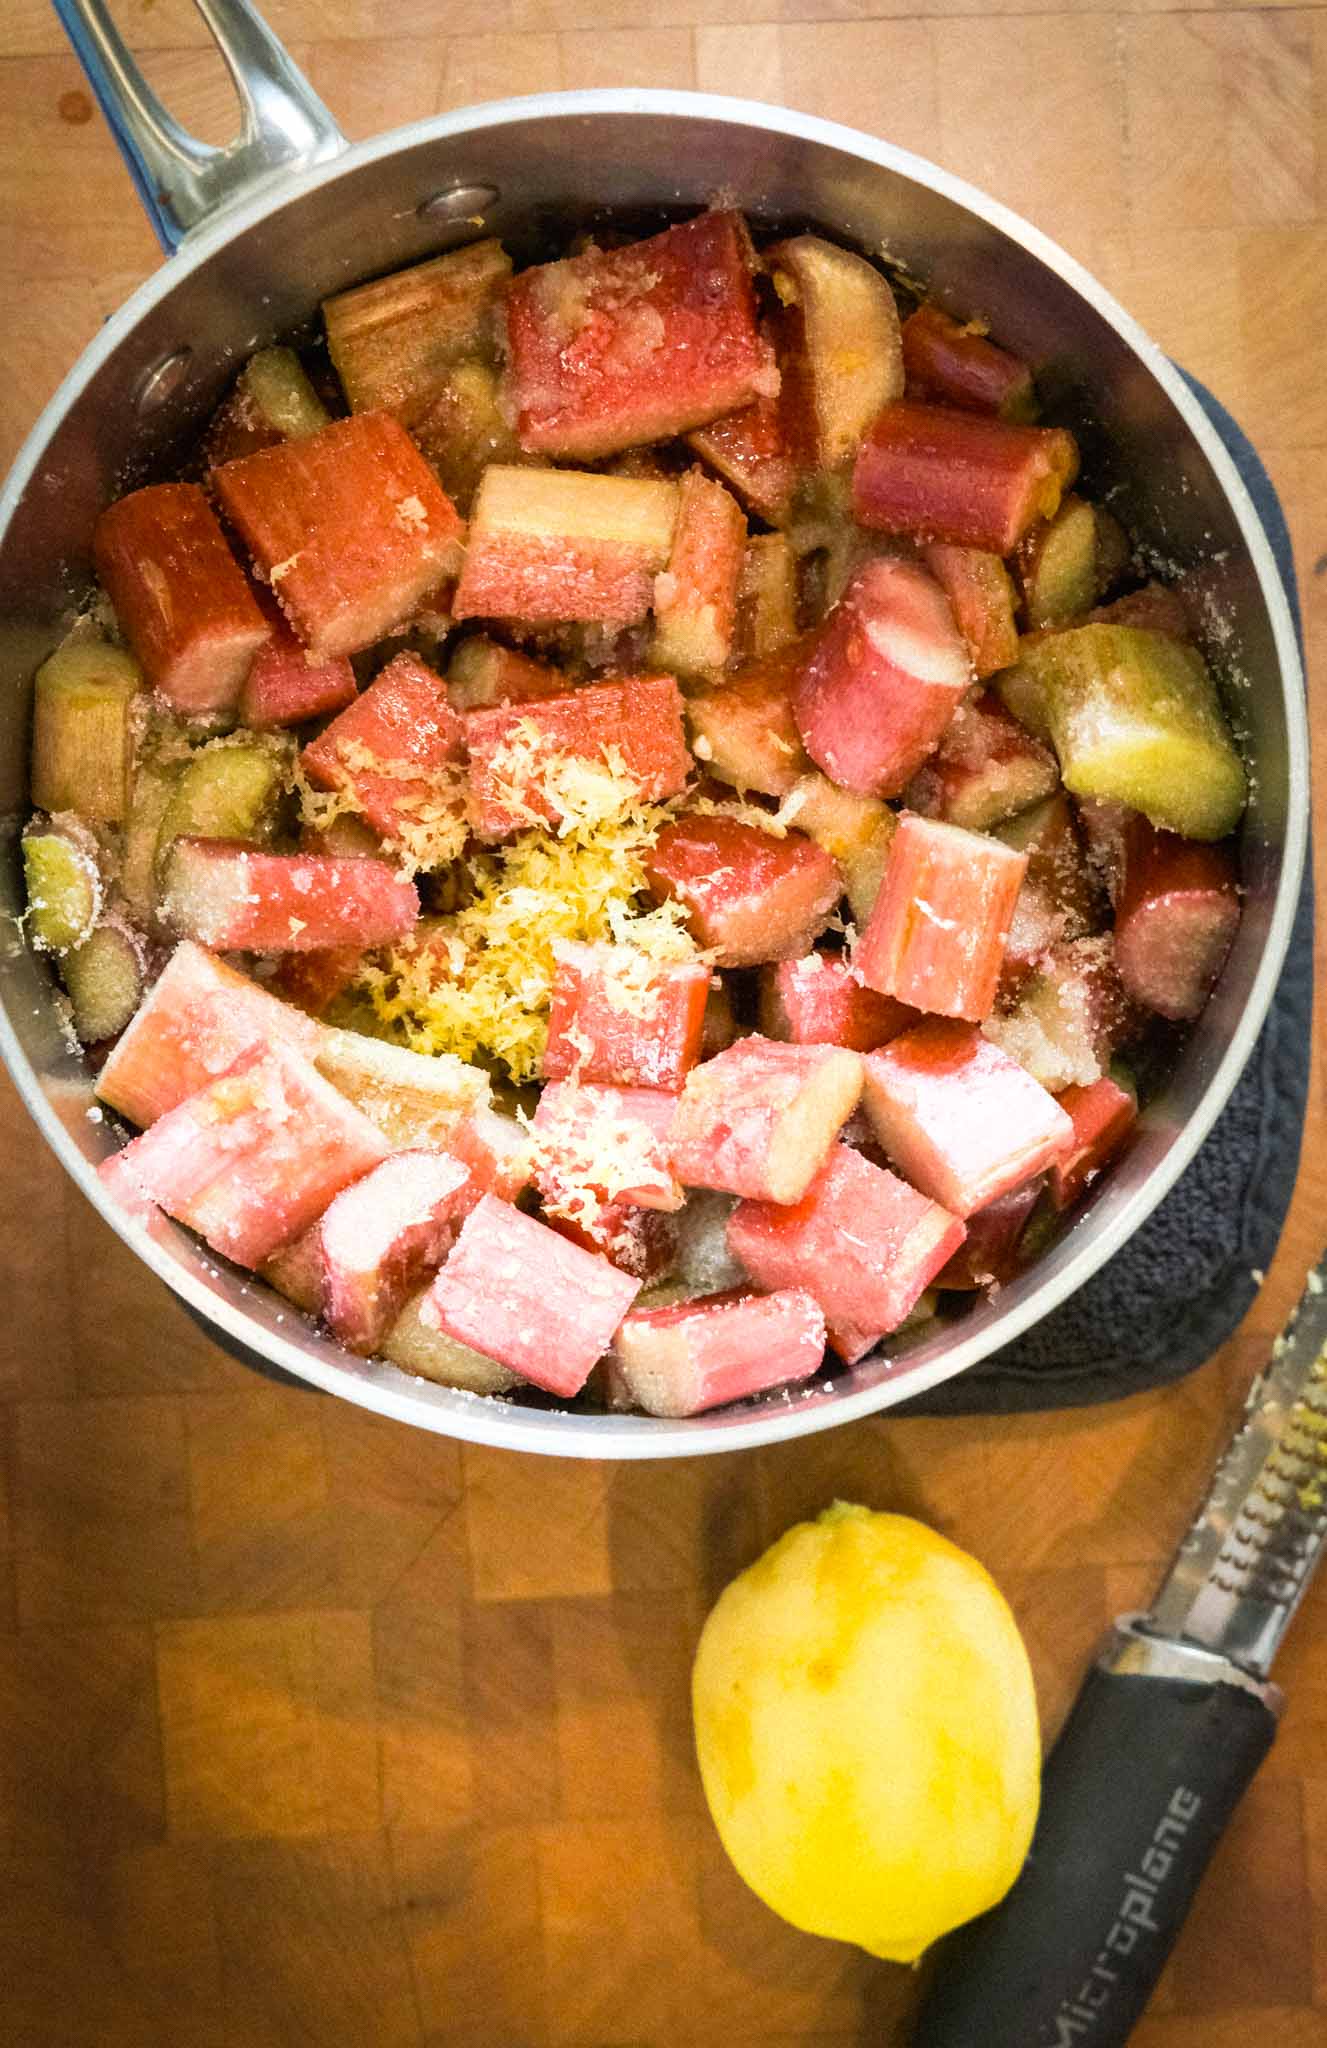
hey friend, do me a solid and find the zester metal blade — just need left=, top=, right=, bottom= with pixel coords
left=1145, top=1252, right=1327, bottom=1678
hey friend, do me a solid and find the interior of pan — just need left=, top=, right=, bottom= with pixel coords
left=0, top=95, right=1307, bottom=1457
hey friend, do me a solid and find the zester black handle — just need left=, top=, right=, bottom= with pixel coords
left=912, top=1646, right=1279, bottom=2047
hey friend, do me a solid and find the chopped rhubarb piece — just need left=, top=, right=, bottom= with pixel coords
left=779, top=773, right=897, bottom=927
left=532, top=1081, right=682, bottom=1215
left=1020, top=624, right=1245, bottom=841
left=61, top=917, right=149, bottom=1046
left=464, top=674, right=689, bottom=840
left=651, top=470, right=746, bottom=677
left=1114, top=820, right=1240, bottom=1021
left=759, top=951, right=914, bottom=1052
left=205, top=345, right=330, bottom=467
left=238, top=611, right=357, bottom=730
left=505, top=211, right=776, bottom=460
left=686, top=392, right=796, bottom=526
left=686, top=639, right=812, bottom=797
left=700, top=978, right=739, bottom=1058
left=96, top=940, right=324, bottom=1129
left=1050, top=1074, right=1138, bottom=1210
left=544, top=941, right=708, bottom=1090
left=98, top=1146, right=165, bottom=1229
left=1017, top=495, right=1130, bottom=630
left=298, top=812, right=383, bottom=861
left=766, top=235, right=904, bottom=470
left=862, top=1019, right=1073, bottom=1217
left=900, top=303, right=1035, bottom=420
left=452, top=465, right=678, bottom=626
left=412, top=359, right=526, bottom=514
left=669, top=1035, right=862, bottom=1204
left=612, top=1287, right=826, bottom=1417
left=319, top=1148, right=474, bottom=1354
left=645, top=816, right=842, bottom=968
left=383, top=1287, right=521, bottom=1394
left=270, top=947, right=363, bottom=1020
left=1073, top=796, right=1131, bottom=905
left=160, top=839, right=419, bottom=954
left=922, top=545, right=1019, bottom=679
left=22, top=814, right=103, bottom=953
left=728, top=1143, right=963, bottom=1363
left=93, top=483, right=271, bottom=718
left=987, top=936, right=1134, bottom=1092
left=420, top=1195, right=641, bottom=1397
left=734, top=533, right=799, bottom=658
left=903, top=690, right=1058, bottom=833
left=214, top=413, right=465, bottom=660
left=115, top=1040, right=389, bottom=1269
left=995, top=789, right=1101, bottom=938
left=1089, top=580, right=1191, bottom=640
left=791, top=556, right=972, bottom=798
left=856, top=814, right=1027, bottom=1024
left=301, top=651, right=465, bottom=854
left=323, top=238, right=513, bottom=421
left=31, top=639, right=141, bottom=824
left=446, top=636, right=565, bottom=713
left=852, top=401, right=1078, bottom=553
left=447, top=1104, right=535, bottom=1205
left=156, top=732, right=291, bottom=876
left=992, top=648, right=1052, bottom=743
left=549, top=1201, right=678, bottom=1284
left=260, top=1226, right=326, bottom=1315
left=935, top=1178, right=1043, bottom=1290
left=314, top=1026, right=489, bottom=1145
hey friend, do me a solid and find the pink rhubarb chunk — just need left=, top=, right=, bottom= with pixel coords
left=862, top=1018, right=1073, bottom=1218
left=759, top=951, right=915, bottom=1052
left=238, top=609, right=357, bottom=730
left=645, top=815, right=842, bottom=968
left=934, top=1178, right=1043, bottom=1290
left=113, top=1041, right=389, bottom=1268
left=903, top=690, right=1058, bottom=833
left=300, top=651, right=465, bottom=848
left=1114, top=819, right=1240, bottom=1022
left=852, top=401, right=1078, bottom=554
left=96, top=940, right=324, bottom=1129
left=855, top=812, right=1027, bottom=1024
left=531, top=1082, right=682, bottom=1279
left=464, top=674, right=689, bottom=839
left=1050, top=1074, right=1138, bottom=1211
left=612, top=1288, right=827, bottom=1417
left=669, top=1035, right=863, bottom=1205
left=728, top=1142, right=964, bottom=1363
left=504, top=210, right=776, bottom=460
left=419, top=1194, right=641, bottom=1397
left=160, top=839, right=419, bottom=954
left=544, top=940, right=709, bottom=1090
left=319, top=1148, right=474, bottom=1355
left=791, top=556, right=972, bottom=798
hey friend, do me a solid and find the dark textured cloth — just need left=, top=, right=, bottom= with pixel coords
left=903, top=375, right=1312, bottom=1415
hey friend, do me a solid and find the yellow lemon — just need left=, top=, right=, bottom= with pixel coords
left=692, top=1501, right=1040, bottom=1963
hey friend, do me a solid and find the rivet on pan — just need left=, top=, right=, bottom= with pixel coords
left=134, top=349, right=194, bottom=418
left=417, top=183, right=500, bottom=223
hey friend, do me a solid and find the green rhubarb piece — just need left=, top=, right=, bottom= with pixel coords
left=1024, top=624, right=1246, bottom=841
left=156, top=733, right=291, bottom=870
left=992, top=653, right=1052, bottom=741
left=61, top=921, right=145, bottom=1044
left=122, top=748, right=185, bottom=926
left=31, top=639, right=142, bottom=823
left=241, top=345, right=330, bottom=441
left=21, top=815, right=102, bottom=953
left=1020, top=497, right=1105, bottom=629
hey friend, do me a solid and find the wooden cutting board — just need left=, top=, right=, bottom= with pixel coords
left=1, top=5, right=1325, bottom=2041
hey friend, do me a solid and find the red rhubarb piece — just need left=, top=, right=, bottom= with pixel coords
left=1113, top=820, right=1240, bottom=1022
left=669, top=1035, right=863, bottom=1204
left=1050, top=1074, right=1138, bottom=1210
left=420, top=1194, right=641, bottom=1397
left=301, top=651, right=465, bottom=852
left=95, top=939, right=324, bottom=1129
left=92, top=483, right=271, bottom=718
left=531, top=1081, right=683, bottom=1279
left=446, top=636, right=567, bottom=713
left=728, top=1142, right=964, bottom=1363
left=903, top=690, right=1058, bottom=834
left=238, top=606, right=357, bottom=730
left=269, top=946, right=363, bottom=1020
left=505, top=210, right=777, bottom=460
left=856, top=813, right=1027, bottom=1024
left=759, top=951, right=915, bottom=1052
left=544, top=941, right=709, bottom=1090
left=900, top=304, right=1035, bottom=419
left=447, top=1103, right=534, bottom=1205
left=645, top=815, right=842, bottom=968
left=160, top=839, right=419, bottom=954
left=114, top=1040, right=390, bottom=1268
left=213, top=413, right=465, bottom=660
left=452, top=466, right=679, bottom=627
left=862, top=1019, right=1073, bottom=1218
left=921, top=545, right=1019, bottom=680
left=686, top=637, right=813, bottom=798
left=319, top=1148, right=474, bottom=1355
left=852, top=401, right=1078, bottom=553
left=686, top=391, right=796, bottom=526
left=934, top=1178, right=1043, bottom=1290
left=791, top=556, right=972, bottom=798
left=611, top=1287, right=826, bottom=1417
left=464, top=674, right=690, bottom=840
left=652, top=469, right=747, bottom=677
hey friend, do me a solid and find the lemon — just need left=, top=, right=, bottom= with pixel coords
left=691, top=1501, right=1040, bottom=1963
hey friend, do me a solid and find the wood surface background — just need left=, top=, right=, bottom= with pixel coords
left=1, top=1, right=1326, bottom=2040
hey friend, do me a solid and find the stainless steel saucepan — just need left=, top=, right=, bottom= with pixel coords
left=0, top=0, right=1307, bottom=1456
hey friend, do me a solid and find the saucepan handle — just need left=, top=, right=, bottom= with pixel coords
left=51, top=0, right=347, bottom=253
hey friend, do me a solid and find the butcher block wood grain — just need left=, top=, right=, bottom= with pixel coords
left=1, top=3, right=1326, bottom=2041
